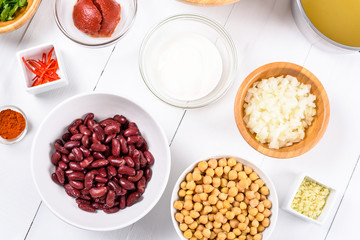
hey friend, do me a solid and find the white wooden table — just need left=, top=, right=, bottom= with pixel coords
left=0, top=0, right=359, bottom=239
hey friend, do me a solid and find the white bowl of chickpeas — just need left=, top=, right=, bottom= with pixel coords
left=171, top=156, right=278, bottom=240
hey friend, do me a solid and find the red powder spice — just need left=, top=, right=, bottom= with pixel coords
left=0, top=109, right=26, bottom=139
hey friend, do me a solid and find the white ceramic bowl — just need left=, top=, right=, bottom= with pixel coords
left=16, top=43, right=68, bottom=95
left=282, top=173, right=337, bottom=224
left=31, top=92, right=171, bottom=231
left=170, top=156, right=278, bottom=240
left=0, top=105, right=28, bottom=144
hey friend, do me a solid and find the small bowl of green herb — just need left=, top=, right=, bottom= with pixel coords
left=0, top=0, right=41, bottom=34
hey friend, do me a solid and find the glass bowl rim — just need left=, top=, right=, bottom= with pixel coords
left=0, top=105, right=28, bottom=145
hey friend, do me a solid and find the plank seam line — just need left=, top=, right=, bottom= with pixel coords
left=223, top=3, right=236, bottom=27
left=93, top=44, right=117, bottom=91
left=323, top=152, right=360, bottom=240
left=17, top=17, right=34, bottom=48
left=169, top=110, right=187, bottom=147
left=23, top=201, right=42, bottom=240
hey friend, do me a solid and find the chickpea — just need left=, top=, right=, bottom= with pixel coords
left=249, top=172, right=259, bottom=181
left=215, top=167, right=224, bottom=177
left=193, top=172, right=202, bottom=182
left=189, top=221, right=198, bottom=230
left=193, top=194, right=201, bottom=203
left=260, top=187, right=269, bottom=196
left=228, top=157, right=237, bottom=167
left=211, top=188, right=220, bottom=197
left=228, top=170, right=238, bottom=180
left=239, top=236, right=246, bottom=240
left=212, top=177, right=221, bottom=188
left=203, top=176, right=213, bottom=185
left=224, top=166, right=231, bottom=175
left=263, top=209, right=272, bottom=218
left=218, top=158, right=227, bottom=167
left=203, top=206, right=212, bottom=214
left=254, top=192, right=260, bottom=200
left=257, top=202, right=264, bottom=213
left=203, top=185, right=214, bottom=194
left=233, top=207, right=241, bottom=216
left=244, top=166, right=253, bottom=175
left=214, top=212, right=224, bottom=223
left=218, top=193, right=228, bottom=201
left=252, top=219, right=259, bottom=228
left=256, top=213, right=264, bottom=222
left=257, top=225, right=265, bottom=233
left=197, top=224, right=204, bottom=232
left=221, top=179, right=228, bottom=188
left=242, top=209, right=248, bottom=216
left=206, top=168, right=215, bottom=177
left=208, top=158, right=217, bottom=169
left=262, top=218, right=270, bottom=227
left=186, top=173, right=194, bottom=182
left=244, top=217, right=250, bottom=225
left=205, top=221, right=213, bottom=229
left=254, top=179, right=264, bottom=188
left=183, top=229, right=193, bottom=238
left=233, top=228, right=241, bottom=236
left=194, top=202, right=203, bottom=212
left=195, top=185, right=203, bottom=194
left=199, top=192, right=208, bottom=201
left=186, top=190, right=194, bottom=196
left=212, top=206, right=218, bottom=214
left=198, top=161, right=208, bottom=172
left=222, top=222, right=231, bottom=232
left=184, top=200, right=194, bottom=210
left=244, top=197, right=250, bottom=205
left=218, top=232, right=227, bottom=240
left=240, top=202, right=247, bottom=210
left=203, top=228, right=211, bottom=238
left=248, top=215, right=255, bottom=221
left=208, top=195, right=218, bottom=205
left=190, top=210, right=200, bottom=219
left=185, top=215, right=194, bottom=224
left=244, top=226, right=250, bottom=234
left=227, top=180, right=236, bottom=188
left=250, top=227, right=257, bottom=235
left=213, top=221, right=222, bottom=229
left=178, top=189, right=186, bottom=197
left=210, top=231, right=217, bottom=239
left=226, top=211, right=235, bottom=220
left=233, top=201, right=240, bottom=207
left=174, top=201, right=183, bottom=210
left=223, top=200, right=231, bottom=209
left=175, top=212, right=184, bottom=223
left=260, top=194, right=267, bottom=201
left=228, top=197, right=235, bottom=203
left=229, top=219, right=239, bottom=228
left=238, top=222, right=247, bottom=231
left=238, top=179, right=248, bottom=189
left=199, top=215, right=208, bottom=224
left=180, top=181, right=187, bottom=189
left=263, top=199, right=272, bottom=209
left=180, top=223, right=188, bottom=231
left=235, top=193, right=245, bottom=202
left=216, top=201, right=224, bottom=209
left=181, top=209, right=189, bottom=216
left=253, top=233, right=262, bottom=240
left=228, top=232, right=236, bottom=239
left=250, top=183, right=259, bottom=192
left=221, top=187, right=229, bottom=194
left=249, top=207, right=258, bottom=216
left=250, top=199, right=259, bottom=208
left=194, top=230, right=203, bottom=239
left=187, top=181, right=196, bottom=191
left=219, top=208, right=228, bottom=215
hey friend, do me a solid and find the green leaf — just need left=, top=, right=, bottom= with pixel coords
left=0, top=4, right=11, bottom=21
left=18, top=0, right=27, bottom=8
left=7, top=3, right=18, bottom=19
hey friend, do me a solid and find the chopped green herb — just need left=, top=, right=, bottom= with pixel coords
left=0, top=0, right=27, bottom=22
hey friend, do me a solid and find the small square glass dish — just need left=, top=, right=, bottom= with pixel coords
left=16, top=43, right=68, bottom=95
left=283, top=173, right=337, bottom=224
left=0, top=105, right=28, bottom=145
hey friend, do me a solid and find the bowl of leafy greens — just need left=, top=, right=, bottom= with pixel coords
left=0, top=0, right=41, bottom=34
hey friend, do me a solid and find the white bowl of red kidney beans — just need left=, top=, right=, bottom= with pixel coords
left=31, top=92, right=171, bottom=231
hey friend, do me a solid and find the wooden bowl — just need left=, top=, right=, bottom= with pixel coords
left=0, top=0, right=41, bottom=34
left=234, top=62, right=330, bottom=159
left=178, top=0, right=240, bottom=7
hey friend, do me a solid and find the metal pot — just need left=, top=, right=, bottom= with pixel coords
left=291, top=0, right=360, bottom=52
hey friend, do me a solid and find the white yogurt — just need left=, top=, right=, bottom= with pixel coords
left=151, top=33, right=223, bottom=101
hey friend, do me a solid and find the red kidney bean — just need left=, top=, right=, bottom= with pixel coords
left=64, top=141, right=81, bottom=149
left=95, top=176, right=108, bottom=183
left=107, top=180, right=122, bottom=196
left=83, top=113, right=94, bottom=125
left=111, top=139, right=121, bottom=157
left=124, top=156, right=135, bottom=168
left=103, top=207, right=119, bottom=214
left=79, top=146, right=91, bottom=157
left=87, top=119, right=96, bottom=131
left=145, top=167, right=152, bottom=182
left=104, top=133, right=116, bottom=144
left=78, top=203, right=95, bottom=212
left=55, top=139, right=63, bottom=146
left=107, top=166, right=117, bottom=178
left=58, top=161, right=68, bottom=170
left=137, top=177, right=146, bottom=194
left=119, top=136, right=128, bottom=154
left=91, top=159, right=109, bottom=168
left=127, top=192, right=141, bottom=207
left=69, top=180, right=84, bottom=190
left=92, top=132, right=101, bottom=144
left=104, top=124, right=120, bottom=135
left=76, top=198, right=90, bottom=205
left=65, top=169, right=74, bottom=176
left=81, top=135, right=90, bottom=148
left=68, top=153, right=75, bottom=161
left=69, top=162, right=84, bottom=171
left=72, top=147, right=83, bottom=161
left=132, top=150, right=141, bottom=170
left=98, top=167, right=107, bottom=178
left=144, top=151, right=154, bottom=165
left=93, top=125, right=105, bottom=142
left=62, top=133, right=71, bottom=142
left=68, top=119, right=83, bottom=130
left=119, top=196, right=126, bottom=209
left=128, top=122, right=137, bottom=129
left=123, top=128, right=140, bottom=137
left=65, top=184, right=80, bottom=198
left=61, top=154, right=70, bottom=163
left=117, top=165, right=136, bottom=176
left=68, top=172, right=85, bottom=181
left=80, top=156, right=94, bottom=168
left=51, top=173, right=61, bottom=185
left=119, top=188, right=127, bottom=196
left=93, top=152, right=105, bottom=160
left=139, top=152, right=147, bottom=168
left=104, top=145, right=111, bottom=157
left=119, top=178, right=135, bottom=190
left=69, top=126, right=79, bottom=135
left=81, top=188, right=90, bottom=197
left=55, top=167, right=65, bottom=184
left=140, top=139, right=148, bottom=151
left=89, top=187, right=107, bottom=198
left=109, top=157, right=125, bottom=167
left=79, top=125, right=91, bottom=136
left=70, top=133, right=83, bottom=141
left=113, top=115, right=128, bottom=125
left=94, top=196, right=106, bottom=203
left=100, top=118, right=116, bottom=127
left=51, top=151, right=61, bottom=165
left=91, top=144, right=106, bottom=152
left=91, top=202, right=103, bottom=209
left=97, top=183, right=106, bottom=187
left=128, top=144, right=135, bottom=157
left=127, top=136, right=143, bottom=145
left=128, top=170, right=143, bottom=182
left=105, top=190, right=116, bottom=208
left=54, top=142, right=69, bottom=154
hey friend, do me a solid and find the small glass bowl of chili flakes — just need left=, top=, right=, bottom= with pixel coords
left=0, top=105, right=28, bottom=144
left=16, top=43, right=68, bottom=95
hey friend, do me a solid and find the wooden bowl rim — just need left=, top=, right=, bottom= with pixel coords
left=234, top=62, right=330, bottom=159
left=0, top=0, right=41, bottom=34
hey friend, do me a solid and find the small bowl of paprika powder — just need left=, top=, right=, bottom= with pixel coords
left=0, top=106, right=28, bottom=144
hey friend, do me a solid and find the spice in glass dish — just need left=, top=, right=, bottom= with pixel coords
left=0, top=109, right=26, bottom=140
left=291, top=177, right=330, bottom=219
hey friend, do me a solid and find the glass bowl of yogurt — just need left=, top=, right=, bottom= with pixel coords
left=139, top=14, right=237, bottom=108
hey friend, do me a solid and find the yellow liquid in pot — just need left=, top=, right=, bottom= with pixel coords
left=301, top=0, right=360, bottom=47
